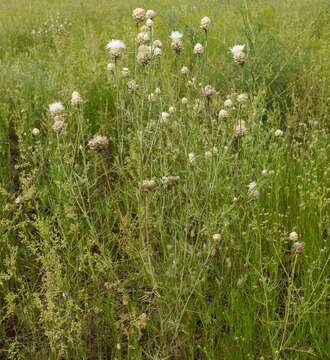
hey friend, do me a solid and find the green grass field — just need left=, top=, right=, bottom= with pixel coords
left=0, top=0, right=329, bottom=358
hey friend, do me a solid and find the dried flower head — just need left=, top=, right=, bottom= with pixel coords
left=200, top=16, right=211, bottom=31
left=153, top=40, right=162, bottom=48
left=247, top=181, right=259, bottom=199
left=146, top=9, right=156, bottom=19
left=137, top=45, right=152, bottom=65
left=193, top=43, right=204, bottom=55
left=235, top=120, right=247, bottom=136
left=132, top=8, right=146, bottom=23
left=52, top=119, right=66, bottom=133
left=88, top=135, right=109, bottom=151
left=106, top=39, right=126, bottom=60
left=218, top=109, right=229, bottom=120
left=237, top=93, right=248, bottom=104
left=127, top=80, right=138, bottom=92
left=292, top=241, right=304, bottom=255
left=49, top=102, right=64, bottom=116
left=71, top=91, right=83, bottom=106
left=224, top=99, right=233, bottom=108
left=170, top=31, right=183, bottom=53
left=137, top=31, right=150, bottom=44
left=162, top=175, right=181, bottom=187
left=229, top=44, right=246, bottom=65
left=153, top=47, right=162, bottom=56
left=202, top=85, right=216, bottom=99
left=146, top=19, right=153, bottom=28
left=141, top=179, right=157, bottom=192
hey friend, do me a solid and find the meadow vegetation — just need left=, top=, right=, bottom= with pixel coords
left=0, top=0, right=329, bottom=358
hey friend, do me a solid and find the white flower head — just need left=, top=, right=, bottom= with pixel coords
left=181, top=66, right=189, bottom=75
left=106, top=39, right=126, bottom=60
left=137, top=31, right=150, bottom=44
left=153, top=40, right=162, bottom=48
left=289, top=231, right=299, bottom=242
left=160, top=112, right=170, bottom=124
left=170, top=31, right=183, bottom=41
left=141, top=179, right=157, bottom=192
left=146, top=19, right=153, bottom=28
left=132, top=8, right=146, bottom=23
left=200, top=16, right=211, bottom=31
left=193, top=43, right=204, bottom=55
left=218, top=109, right=229, bottom=120
left=181, top=97, right=188, bottom=105
left=169, top=106, right=176, bottom=114
left=235, top=120, right=247, bottom=137
left=137, top=45, right=152, bottom=65
left=224, top=99, right=233, bottom=108
left=155, top=87, right=161, bottom=95
left=229, top=44, right=246, bottom=65
left=237, top=93, right=248, bottom=104
left=32, top=128, right=40, bottom=136
left=127, top=79, right=138, bottom=92
left=122, top=67, right=130, bottom=77
left=188, top=152, right=196, bottom=163
left=52, top=119, right=66, bottom=133
left=148, top=93, right=156, bottom=102
left=153, top=47, right=162, bottom=56
left=49, top=102, right=64, bottom=116
left=146, top=9, right=156, bottom=19
left=107, top=63, right=115, bottom=72
left=247, top=181, right=259, bottom=199
left=71, top=91, right=83, bottom=106
left=274, top=129, right=284, bottom=137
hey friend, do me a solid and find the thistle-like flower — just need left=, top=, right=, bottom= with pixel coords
left=237, top=93, right=248, bottom=104
left=229, top=44, right=246, bottom=65
left=224, top=99, right=233, bottom=108
left=218, top=109, right=229, bottom=120
left=160, top=112, right=170, bottom=124
left=49, top=102, right=64, bottom=116
left=71, top=91, right=83, bottom=106
left=202, top=85, right=216, bottom=99
left=141, top=179, right=157, bottom=192
left=153, top=40, right=162, bottom=48
left=289, top=231, right=299, bottom=242
left=292, top=242, right=304, bottom=255
left=200, top=16, right=211, bottom=31
left=146, top=9, right=156, bottom=19
left=137, top=45, right=152, bottom=65
left=235, top=120, right=247, bottom=137
left=247, top=181, right=259, bottom=199
left=193, top=43, right=204, bottom=55
left=132, top=8, right=146, bottom=23
left=162, top=175, right=181, bottom=187
left=52, top=119, right=66, bottom=133
left=170, top=31, right=183, bottom=53
left=127, top=80, right=138, bottom=92
left=137, top=31, right=150, bottom=44
left=188, top=152, right=196, bottom=163
left=146, top=19, right=153, bottom=28
left=88, top=135, right=109, bottom=151
left=153, top=47, right=162, bottom=56
left=106, top=39, right=126, bottom=60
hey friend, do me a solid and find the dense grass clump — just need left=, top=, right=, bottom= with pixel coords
left=0, top=0, right=329, bottom=359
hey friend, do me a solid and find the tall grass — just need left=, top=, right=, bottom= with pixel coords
left=0, top=0, right=329, bottom=358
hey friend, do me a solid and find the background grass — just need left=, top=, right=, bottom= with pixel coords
left=0, top=0, right=329, bottom=359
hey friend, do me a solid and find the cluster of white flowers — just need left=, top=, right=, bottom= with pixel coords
left=193, top=43, right=204, bottom=55
left=49, top=102, right=66, bottom=134
left=71, top=91, right=83, bottom=106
